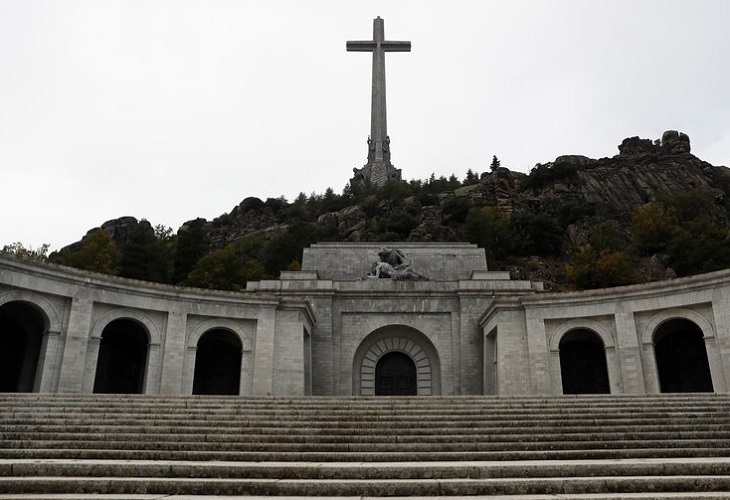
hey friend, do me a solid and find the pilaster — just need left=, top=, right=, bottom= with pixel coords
left=159, top=309, right=187, bottom=395
left=56, top=296, right=94, bottom=393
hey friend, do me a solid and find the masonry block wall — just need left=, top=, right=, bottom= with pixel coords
left=5, top=244, right=730, bottom=397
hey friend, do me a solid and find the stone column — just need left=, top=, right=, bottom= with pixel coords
left=144, top=342, right=162, bottom=394
left=56, top=296, right=94, bottom=393
left=615, top=310, right=646, bottom=394
left=525, top=310, right=551, bottom=394
left=159, top=309, right=188, bottom=395
left=712, top=295, right=730, bottom=393
left=81, top=335, right=101, bottom=393
left=704, top=334, right=727, bottom=392
left=251, top=308, right=277, bottom=396
left=604, top=345, right=623, bottom=394
left=494, top=307, right=530, bottom=395
left=35, top=330, right=62, bottom=392
left=181, top=345, right=196, bottom=395
left=548, top=347, right=563, bottom=395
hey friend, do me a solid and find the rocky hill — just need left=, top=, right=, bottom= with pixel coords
left=48, top=131, right=730, bottom=291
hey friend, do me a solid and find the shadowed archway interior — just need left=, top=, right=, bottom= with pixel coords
left=193, top=329, right=242, bottom=395
left=375, top=351, right=417, bottom=395
left=559, top=329, right=610, bottom=394
left=0, top=302, right=44, bottom=392
left=654, top=318, right=713, bottom=393
left=93, top=319, right=149, bottom=394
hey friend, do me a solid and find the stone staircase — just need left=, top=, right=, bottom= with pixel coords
left=2, top=394, right=730, bottom=498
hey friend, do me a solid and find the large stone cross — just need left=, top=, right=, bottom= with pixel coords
left=347, top=17, right=410, bottom=186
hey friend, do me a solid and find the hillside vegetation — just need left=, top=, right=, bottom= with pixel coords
left=10, top=130, right=729, bottom=292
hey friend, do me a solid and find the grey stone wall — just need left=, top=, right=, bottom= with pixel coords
left=5, top=241, right=730, bottom=398
left=301, top=242, right=488, bottom=280
left=0, top=256, right=312, bottom=396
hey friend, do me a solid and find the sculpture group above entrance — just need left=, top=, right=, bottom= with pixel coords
left=370, top=247, right=428, bottom=281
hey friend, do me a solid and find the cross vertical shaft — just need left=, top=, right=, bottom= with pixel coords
left=347, top=17, right=411, bottom=186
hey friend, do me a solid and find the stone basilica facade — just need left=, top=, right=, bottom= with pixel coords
left=1, top=242, right=729, bottom=397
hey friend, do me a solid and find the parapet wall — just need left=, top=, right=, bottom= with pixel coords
left=301, top=242, right=488, bottom=281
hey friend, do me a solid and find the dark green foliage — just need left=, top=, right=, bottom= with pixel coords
left=119, top=221, right=171, bottom=283
left=631, top=192, right=730, bottom=277
left=489, top=156, right=501, bottom=172
left=668, top=218, right=730, bottom=275
left=556, top=201, right=595, bottom=228
left=464, top=207, right=512, bottom=261
left=378, top=208, right=420, bottom=239
left=631, top=202, right=679, bottom=255
left=262, top=223, right=322, bottom=277
left=173, top=218, right=210, bottom=284
left=465, top=169, right=479, bottom=184
left=184, top=243, right=264, bottom=291
left=377, top=180, right=414, bottom=203
left=510, top=212, right=563, bottom=257
left=522, top=162, right=579, bottom=191
left=572, top=249, right=639, bottom=289
left=51, top=229, right=121, bottom=275
left=568, top=220, right=638, bottom=288
left=658, top=190, right=717, bottom=223
left=2, top=242, right=49, bottom=262
left=441, top=197, right=471, bottom=224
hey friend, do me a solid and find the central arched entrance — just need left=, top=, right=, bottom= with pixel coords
left=654, top=319, right=713, bottom=393
left=375, top=351, right=417, bottom=395
left=193, top=328, right=242, bottom=395
left=353, top=325, right=441, bottom=396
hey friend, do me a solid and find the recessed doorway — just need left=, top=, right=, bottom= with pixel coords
left=375, top=351, right=417, bottom=396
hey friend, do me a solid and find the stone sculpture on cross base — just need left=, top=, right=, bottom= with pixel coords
left=348, top=17, right=410, bottom=187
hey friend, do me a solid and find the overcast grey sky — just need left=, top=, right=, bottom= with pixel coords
left=2, top=0, right=729, bottom=251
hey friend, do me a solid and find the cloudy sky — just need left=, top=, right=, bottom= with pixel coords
left=2, top=0, right=729, bottom=251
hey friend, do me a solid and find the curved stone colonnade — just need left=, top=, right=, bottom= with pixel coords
left=482, top=270, right=730, bottom=395
left=0, top=256, right=314, bottom=396
left=3, top=244, right=730, bottom=397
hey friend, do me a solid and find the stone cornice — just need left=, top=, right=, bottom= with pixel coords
left=521, top=269, right=730, bottom=309
left=0, top=255, right=282, bottom=308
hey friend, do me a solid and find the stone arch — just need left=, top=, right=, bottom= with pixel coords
left=640, top=308, right=723, bottom=393
left=187, top=318, right=253, bottom=351
left=183, top=319, right=253, bottom=396
left=353, top=325, right=441, bottom=396
left=90, top=309, right=162, bottom=346
left=93, top=317, right=150, bottom=394
left=87, top=308, right=162, bottom=394
left=548, top=319, right=619, bottom=394
left=0, top=299, right=48, bottom=392
left=0, top=290, right=61, bottom=334
left=558, top=329, right=611, bottom=394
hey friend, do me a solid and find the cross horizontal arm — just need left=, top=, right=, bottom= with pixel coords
left=347, top=41, right=376, bottom=52
left=346, top=41, right=412, bottom=52
left=381, top=41, right=411, bottom=52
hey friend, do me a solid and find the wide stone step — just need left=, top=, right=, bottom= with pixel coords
left=3, top=495, right=730, bottom=500
left=4, top=446, right=730, bottom=462
left=4, top=430, right=730, bottom=447
left=3, top=438, right=728, bottom=455
left=3, top=458, right=730, bottom=480
left=3, top=474, right=730, bottom=496
left=6, top=419, right=730, bottom=435
left=3, top=394, right=730, bottom=496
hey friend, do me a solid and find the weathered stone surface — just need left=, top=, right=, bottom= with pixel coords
left=661, top=129, right=691, bottom=154
left=618, top=136, right=655, bottom=156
